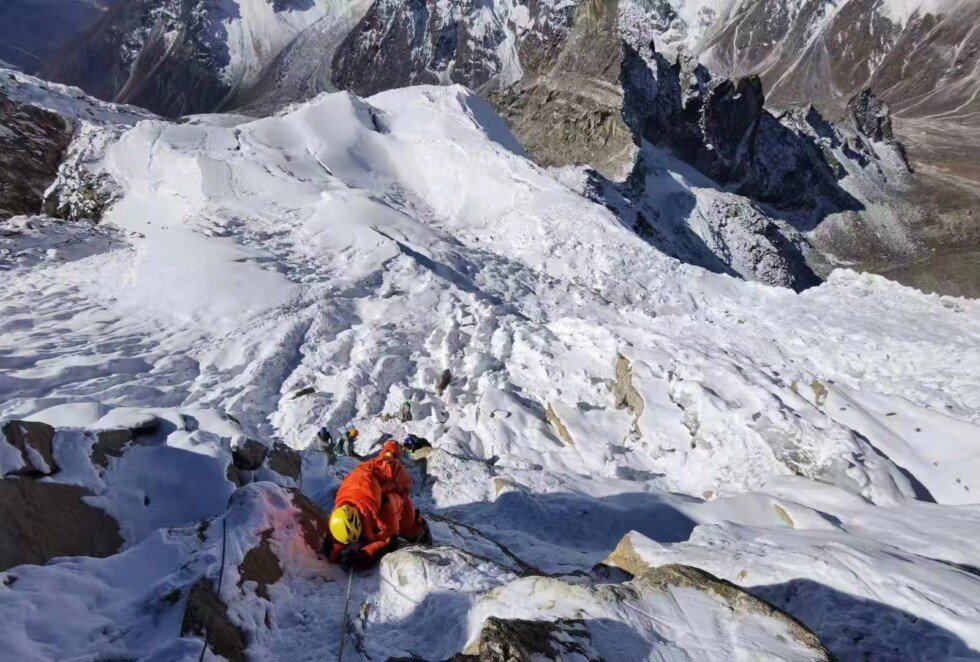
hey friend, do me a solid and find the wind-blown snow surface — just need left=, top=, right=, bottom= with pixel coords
left=1, top=82, right=979, bottom=659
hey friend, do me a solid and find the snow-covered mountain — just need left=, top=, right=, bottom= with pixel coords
left=38, top=0, right=977, bottom=296
left=625, top=0, right=980, bottom=294
left=42, top=0, right=360, bottom=118
left=1, top=68, right=979, bottom=661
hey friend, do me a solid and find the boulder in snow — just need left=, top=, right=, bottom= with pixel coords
left=181, top=578, right=247, bottom=662
left=231, top=436, right=268, bottom=472
left=1, top=420, right=58, bottom=476
left=90, top=428, right=133, bottom=468
left=471, top=616, right=600, bottom=661
left=237, top=530, right=283, bottom=600
left=0, top=478, right=121, bottom=571
left=267, top=442, right=301, bottom=482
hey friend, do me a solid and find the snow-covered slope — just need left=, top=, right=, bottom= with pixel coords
left=1, top=75, right=978, bottom=660
left=43, top=0, right=352, bottom=118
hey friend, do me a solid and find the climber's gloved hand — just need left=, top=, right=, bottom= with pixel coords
left=339, top=546, right=371, bottom=571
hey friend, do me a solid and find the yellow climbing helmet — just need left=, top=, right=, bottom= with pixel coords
left=329, top=504, right=362, bottom=544
left=347, top=428, right=359, bottom=439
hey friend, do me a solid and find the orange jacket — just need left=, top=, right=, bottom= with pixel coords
left=330, top=441, right=418, bottom=561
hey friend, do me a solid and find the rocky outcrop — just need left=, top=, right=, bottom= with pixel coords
left=89, top=414, right=164, bottom=468
left=267, top=442, right=301, bottom=482
left=545, top=404, right=575, bottom=447
left=473, top=617, right=601, bottom=661
left=0, top=83, right=74, bottom=219
left=332, top=0, right=535, bottom=98
left=181, top=578, right=247, bottom=662
left=2, top=420, right=58, bottom=476
left=238, top=530, right=283, bottom=600
left=639, top=564, right=830, bottom=658
left=90, top=428, right=134, bottom=468
left=436, top=369, right=453, bottom=396
left=612, top=354, right=643, bottom=435
left=0, top=479, right=122, bottom=571
left=289, top=489, right=330, bottom=555
left=622, top=44, right=861, bottom=215
left=490, top=0, right=636, bottom=180
left=42, top=123, right=122, bottom=222
left=231, top=436, right=268, bottom=472
left=43, top=0, right=233, bottom=118
left=849, top=88, right=896, bottom=144
left=471, top=540, right=833, bottom=660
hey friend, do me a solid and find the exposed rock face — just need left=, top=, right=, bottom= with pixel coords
left=90, top=428, right=134, bottom=468
left=612, top=353, right=643, bottom=434
left=661, top=0, right=980, bottom=295
left=0, top=479, right=122, bottom=571
left=333, top=0, right=524, bottom=98
left=288, top=489, right=330, bottom=555
left=491, top=0, right=636, bottom=180
left=603, top=535, right=826, bottom=660
left=622, top=45, right=860, bottom=215
left=238, top=530, right=283, bottom=600
left=545, top=404, right=574, bottom=447
left=1, top=420, right=59, bottom=476
left=43, top=0, right=233, bottom=118
left=267, top=442, right=301, bottom=482
left=0, top=85, right=74, bottom=219
left=231, top=436, right=268, bottom=472
left=436, top=369, right=453, bottom=396
left=693, top=0, right=980, bottom=125
left=476, top=617, right=600, bottom=661
left=472, top=544, right=833, bottom=660
left=849, top=88, right=897, bottom=145
left=181, top=578, right=247, bottom=662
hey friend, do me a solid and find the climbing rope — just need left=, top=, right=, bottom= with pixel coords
left=198, top=515, right=230, bottom=662
left=337, top=568, right=355, bottom=662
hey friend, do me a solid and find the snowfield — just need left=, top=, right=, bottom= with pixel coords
left=1, top=74, right=979, bottom=660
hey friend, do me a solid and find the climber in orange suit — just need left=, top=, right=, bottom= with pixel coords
left=327, top=440, right=431, bottom=570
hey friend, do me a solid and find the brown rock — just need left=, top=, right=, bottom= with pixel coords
left=231, top=437, right=268, bottom=472
left=90, top=428, right=133, bottom=468
left=0, top=89, right=73, bottom=220
left=181, top=578, right=247, bottom=662
left=267, top=442, right=301, bottom=481
left=238, top=530, right=283, bottom=600
left=475, top=616, right=600, bottom=661
left=612, top=354, right=644, bottom=436
left=636, top=564, right=830, bottom=659
left=2, top=420, right=59, bottom=476
left=289, top=489, right=329, bottom=555
left=437, top=369, right=453, bottom=396
left=545, top=404, right=574, bottom=447
left=0, top=478, right=122, bottom=571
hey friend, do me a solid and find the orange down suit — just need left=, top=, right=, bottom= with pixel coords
left=328, top=440, right=422, bottom=562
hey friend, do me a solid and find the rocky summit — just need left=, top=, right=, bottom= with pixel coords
left=0, top=2, right=978, bottom=661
